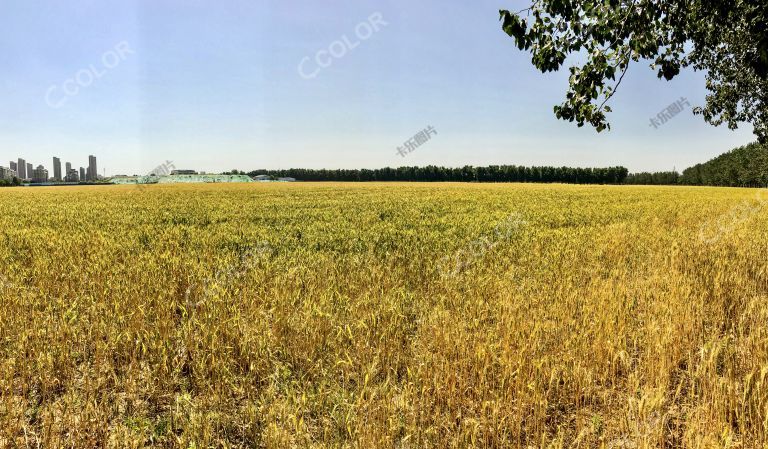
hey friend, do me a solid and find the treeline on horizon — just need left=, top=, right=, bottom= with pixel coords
left=0, top=178, right=22, bottom=187
left=243, top=142, right=766, bottom=187
left=626, top=142, right=768, bottom=187
left=245, top=165, right=630, bottom=184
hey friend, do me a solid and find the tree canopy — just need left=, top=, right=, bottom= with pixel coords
left=620, top=142, right=768, bottom=186
left=500, top=1, right=768, bottom=141
left=679, top=141, right=768, bottom=186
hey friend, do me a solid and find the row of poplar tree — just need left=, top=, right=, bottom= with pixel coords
left=240, top=142, right=767, bottom=187
left=246, top=165, right=630, bottom=184
left=625, top=142, right=768, bottom=187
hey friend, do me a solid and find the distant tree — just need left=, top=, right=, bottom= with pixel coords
left=624, top=171, right=680, bottom=185
left=2, top=177, right=22, bottom=187
left=500, top=1, right=768, bottom=141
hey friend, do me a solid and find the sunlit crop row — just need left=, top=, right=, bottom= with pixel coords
left=1, top=183, right=766, bottom=448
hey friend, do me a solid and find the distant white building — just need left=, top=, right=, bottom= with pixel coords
left=277, top=177, right=296, bottom=182
left=253, top=174, right=271, bottom=181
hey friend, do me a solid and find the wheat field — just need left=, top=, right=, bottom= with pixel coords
left=1, top=182, right=767, bottom=448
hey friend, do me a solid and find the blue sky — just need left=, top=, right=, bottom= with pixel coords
left=0, top=0, right=756, bottom=176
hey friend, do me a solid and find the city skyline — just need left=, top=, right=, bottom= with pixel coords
left=1, top=154, right=98, bottom=183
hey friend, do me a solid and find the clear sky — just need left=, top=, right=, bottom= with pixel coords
left=0, top=0, right=757, bottom=176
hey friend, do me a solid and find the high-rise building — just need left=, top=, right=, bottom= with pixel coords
left=0, top=167, right=17, bottom=180
left=26, top=163, right=32, bottom=179
left=31, top=165, right=49, bottom=183
left=53, top=157, right=62, bottom=181
left=88, top=155, right=97, bottom=181
left=79, top=167, right=86, bottom=181
left=17, top=158, right=26, bottom=179
left=10, top=161, right=17, bottom=172
left=65, top=168, right=79, bottom=182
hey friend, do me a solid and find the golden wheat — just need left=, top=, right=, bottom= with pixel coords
left=0, top=182, right=766, bottom=448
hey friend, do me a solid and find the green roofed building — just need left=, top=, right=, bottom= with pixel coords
left=110, top=176, right=158, bottom=185
left=110, top=174, right=253, bottom=185
left=158, top=174, right=253, bottom=183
